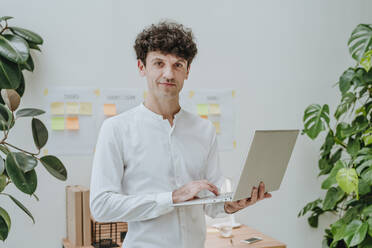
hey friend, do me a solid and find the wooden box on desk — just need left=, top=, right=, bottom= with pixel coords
left=65, top=185, right=91, bottom=247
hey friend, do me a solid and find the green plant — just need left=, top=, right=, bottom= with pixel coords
left=0, top=16, right=67, bottom=241
left=298, top=24, right=372, bottom=248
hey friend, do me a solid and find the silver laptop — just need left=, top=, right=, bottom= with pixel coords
left=172, top=129, right=299, bottom=207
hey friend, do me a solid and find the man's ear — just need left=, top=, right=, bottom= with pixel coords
left=185, top=64, right=191, bottom=80
left=138, top=59, right=146, bottom=77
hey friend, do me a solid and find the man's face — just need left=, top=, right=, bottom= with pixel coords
left=138, top=51, right=190, bottom=100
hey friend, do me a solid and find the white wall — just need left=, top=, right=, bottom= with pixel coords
left=1, top=0, right=372, bottom=247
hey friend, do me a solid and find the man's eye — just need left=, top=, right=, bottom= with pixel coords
left=155, top=62, right=163, bottom=66
left=175, top=63, right=183, bottom=68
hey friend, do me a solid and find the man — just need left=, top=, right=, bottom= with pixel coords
left=90, top=21, right=271, bottom=248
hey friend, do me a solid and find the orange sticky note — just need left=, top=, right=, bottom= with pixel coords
left=66, top=116, right=79, bottom=130
left=200, top=115, right=208, bottom=119
left=104, top=104, right=117, bottom=116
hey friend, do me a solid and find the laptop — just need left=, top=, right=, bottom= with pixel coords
left=172, top=129, right=299, bottom=207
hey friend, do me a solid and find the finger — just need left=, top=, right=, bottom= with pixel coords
left=258, top=182, right=265, bottom=200
left=207, top=182, right=219, bottom=196
left=264, top=192, right=272, bottom=198
left=250, top=187, right=258, bottom=203
left=198, top=182, right=219, bottom=196
left=237, top=199, right=247, bottom=208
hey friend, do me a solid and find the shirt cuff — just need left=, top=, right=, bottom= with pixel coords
left=156, top=191, right=174, bottom=208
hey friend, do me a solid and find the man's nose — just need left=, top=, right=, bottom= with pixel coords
left=162, top=65, right=175, bottom=80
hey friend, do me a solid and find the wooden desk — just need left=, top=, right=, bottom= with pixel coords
left=205, top=225, right=286, bottom=248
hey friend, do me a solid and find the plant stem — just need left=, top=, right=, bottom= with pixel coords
left=2, top=142, right=39, bottom=156
left=0, top=20, right=8, bottom=35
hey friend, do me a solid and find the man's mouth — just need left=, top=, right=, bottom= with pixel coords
left=159, top=82, right=176, bottom=86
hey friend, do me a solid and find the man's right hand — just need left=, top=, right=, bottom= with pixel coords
left=172, top=180, right=219, bottom=203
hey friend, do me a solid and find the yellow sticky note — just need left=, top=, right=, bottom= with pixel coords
left=233, top=140, right=237, bottom=148
left=189, top=91, right=195, bottom=98
left=200, top=115, right=208, bottom=119
left=213, top=122, right=221, bottom=134
left=43, top=88, right=48, bottom=96
left=43, top=149, right=48, bottom=155
left=232, top=90, right=235, bottom=97
left=51, top=102, right=64, bottom=115
left=104, top=104, right=117, bottom=116
left=51, top=117, right=65, bottom=130
left=209, top=104, right=221, bottom=115
left=94, top=89, right=100, bottom=96
left=143, top=91, right=148, bottom=99
left=66, top=102, right=79, bottom=115
left=197, top=104, right=208, bottom=116
left=79, top=102, right=92, bottom=115
left=66, top=116, right=79, bottom=130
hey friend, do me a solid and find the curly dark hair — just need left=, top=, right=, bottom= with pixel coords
left=134, top=21, right=197, bottom=68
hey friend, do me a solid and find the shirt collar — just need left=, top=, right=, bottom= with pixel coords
left=140, top=102, right=183, bottom=122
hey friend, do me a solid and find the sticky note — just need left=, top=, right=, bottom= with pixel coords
left=104, top=104, right=117, bottom=116
left=213, top=122, right=221, bottom=134
left=143, top=91, right=148, bottom=99
left=66, top=116, right=79, bottom=130
left=189, top=91, right=195, bottom=98
left=209, top=104, right=221, bottom=115
left=43, top=88, right=48, bottom=96
left=51, top=117, right=65, bottom=130
left=232, top=90, right=235, bottom=97
left=51, top=102, right=64, bottom=115
left=43, top=149, right=48, bottom=155
left=66, top=102, right=79, bottom=115
left=233, top=141, right=237, bottom=148
left=94, top=89, right=100, bottom=96
left=200, top=115, right=208, bottom=119
left=79, top=102, right=92, bottom=115
left=197, top=104, right=208, bottom=116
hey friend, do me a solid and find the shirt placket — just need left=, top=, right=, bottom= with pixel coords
left=167, top=120, right=188, bottom=247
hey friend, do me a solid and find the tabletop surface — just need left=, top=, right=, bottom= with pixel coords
left=205, top=225, right=286, bottom=248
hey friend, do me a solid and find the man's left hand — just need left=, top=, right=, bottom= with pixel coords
left=224, top=181, right=272, bottom=214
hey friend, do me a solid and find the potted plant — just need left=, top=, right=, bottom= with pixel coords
left=0, top=16, right=67, bottom=241
left=298, top=24, right=372, bottom=247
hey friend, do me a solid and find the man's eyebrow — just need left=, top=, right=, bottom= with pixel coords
left=150, top=57, right=164, bottom=62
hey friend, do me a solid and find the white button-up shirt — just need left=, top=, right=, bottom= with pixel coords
left=90, top=103, right=227, bottom=248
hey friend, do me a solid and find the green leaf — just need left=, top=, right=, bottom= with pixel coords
left=358, top=178, right=371, bottom=195
left=361, top=50, right=372, bottom=72
left=9, top=27, right=43, bottom=45
left=40, top=155, right=67, bottom=181
left=322, top=161, right=345, bottom=189
left=363, top=135, right=372, bottom=146
left=308, top=214, right=319, bottom=228
left=339, top=68, right=355, bottom=95
left=368, top=218, right=372, bottom=238
left=320, top=131, right=335, bottom=157
left=16, top=108, right=45, bottom=118
left=10, top=152, right=37, bottom=173
left=361, top=167, right=372, bottom=185
left=0, top=158, right=4, bottom=175
left=356, top=159, right=372, bottom=175
left=0, top=207, right=10, bottom=241
left=31, top=118, right=48, bottom=150
left=0, top=16, right=13, bottom=22
left=20, top=54, right=34, bottom=72
left=27, top=42, right=41, bottom=52
left=3, top=193, right=34, bottom=223
left=0, top=103, right=14, bottom=131
left=0, top=175, right=6, bottom=192
left=5, top=152, right=37, bottom=195
left=0, top=56, right=22, bottom=89
left=303, top=104, right=330, bottom=139
left=0, top=34, right=29, bottom=63
left=0, top=145, right=9, bottom=156
left=323, top=187, right=345, bottom=210
left=347, top=138, right=360, bottom=158
left=331, top=223, right=347, bottom=245
left=348, top=24, right=372, bottom=63
left=334, top=92, right=357, bottom=120
left=336, top=168, right=359, bottom=199
left=298, top=198, right=322, bottom=217
left=362, top=205, right=372, bottom=217
left=344, top=220, right=368, bottom=247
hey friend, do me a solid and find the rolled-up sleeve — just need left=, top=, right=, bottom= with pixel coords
left=89, top=119, right=174, bottom=223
